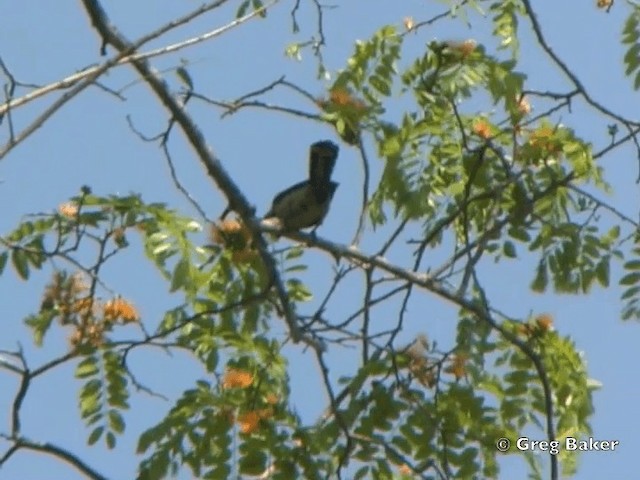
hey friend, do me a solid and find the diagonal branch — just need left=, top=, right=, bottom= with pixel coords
left=521, top=0, right=639, bottom=127
left=78, top=0, right=311, bottom=347
left=0, top=435, right=108, bottom=480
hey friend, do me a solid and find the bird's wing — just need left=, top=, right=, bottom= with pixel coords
left=264, top=180, right=310, bottom=219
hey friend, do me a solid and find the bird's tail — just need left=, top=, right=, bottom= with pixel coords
left=309, top=140, right=339, bottom=202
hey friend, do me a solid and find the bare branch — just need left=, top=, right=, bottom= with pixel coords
left=521, top=0, right=639, bottom=128
left=1, top=436, right=108, bottom=480
left=0, top=0, right=278, bottom=118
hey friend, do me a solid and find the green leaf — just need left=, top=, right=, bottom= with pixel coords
left=24, top=237, right=46, bottom=269
left=24, top=311, right=56, bottom=347
left=252, top=0, right=266, bottom=18
left=595, top=259, right=610, bottom=287
left=105, top=431, right=116, bottom=449
left=239, top=450, right=267, bottom=475
left=621, top=285, right=640, bottom=300
left=88, top=426, right=104, bottom=446
left=620, top=271, right=640, bottom=286
left=76, top=356, right=99, bottom=379
left=137, top=427, right=158, bottom=454
left=11, top=248, right=30, bottom=280
left=0, top=251, right=7, bottom=275
left=236, top=0, right=249, bottom=18
left=503, top=241, right=517, bottom=258
left=530, top=259, right=548, bottom=292
left=369, top=75, right=391, bottom=96
left=176, top=67, right=193, bottom=91
left=171, top=257, right=190, bottom=292
left=354, top=466, right=370, bottom=480
left=284, top=43, right=302, bottom=61
left=624, top=259, right=640, bottom=270
left=508, top=226, right=531, bottom=242
left=108, top=409, right=126, bottom=434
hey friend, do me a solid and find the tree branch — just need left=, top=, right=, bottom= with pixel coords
left=0, top=435, right=108, bottom=480
left=78, top=0, right=312, bottom=348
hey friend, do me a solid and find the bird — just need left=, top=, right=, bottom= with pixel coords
left=264, top=140, right=339, bottom=231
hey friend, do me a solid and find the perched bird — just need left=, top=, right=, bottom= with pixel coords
left=264, top=140, right=339, bottom=231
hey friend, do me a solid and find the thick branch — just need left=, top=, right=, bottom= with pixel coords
left=78, top=0, right=308, bottom=346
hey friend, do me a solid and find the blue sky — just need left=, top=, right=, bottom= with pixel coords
left=0, top=1, right=638, bottom=479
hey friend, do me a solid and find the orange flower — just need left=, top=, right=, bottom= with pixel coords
left=222, top=368, right=254, bottom=389
left=446, top=354, right=467, bottom=380
left=527, top=126, right=561, bottom=158
left=597, top=0, right=612, bottom=8
left=265, top=393, right=279, bottom=405
left=329, top=88, right=353, bottom=107
left=529, top=126, right=554, bottom=146
left=237, top=411, right=261, bottom=434
left=319, top=88, right=367, bottom=113
left=535, top=313, right=554, bottom=332
left=70, top=297, right=95, bottom=315
left=58, top=202, right=79, bottom=218
left=68, top=328, right=84, bottom=347
left=472, top=119, right=492, bottom=139
left=458, top=39, right=477, bottom=57
left=103, top=298, right=139, bottom=324
left=85, top=323, right=105, bottom=347
left=211, top=219, right=252, bottom=250
left=447, top=39, right=477, bottom=58
left=398, top=464, right=413, bottom=475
